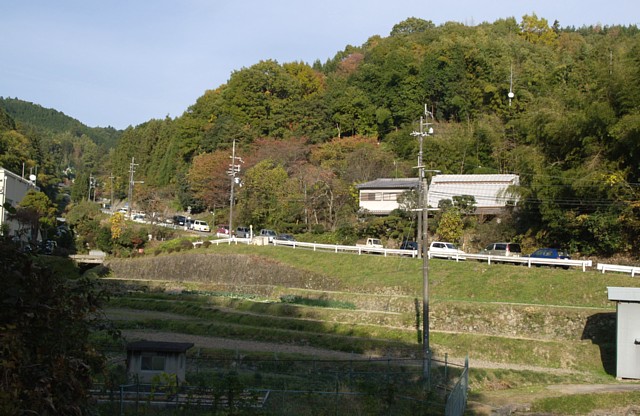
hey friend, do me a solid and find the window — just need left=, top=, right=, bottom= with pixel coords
left=382, top=192, right=400, bottom=201
left=141, top=353, right=166, bottom=371
left=361, top=192, right=380, bottom=201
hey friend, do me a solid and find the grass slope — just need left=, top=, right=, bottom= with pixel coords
left=100, top=243, right=640, bottom=414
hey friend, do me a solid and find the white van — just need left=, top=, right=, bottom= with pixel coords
left=191, top=220, right=210, bottom=232
left=259, top=229, right=277, bottom=243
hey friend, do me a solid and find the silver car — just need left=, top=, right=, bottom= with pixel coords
left=481, top=242, right=522, bottom=257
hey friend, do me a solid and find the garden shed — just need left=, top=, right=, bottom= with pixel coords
left=126, top=341, right=194, bottom=383
left=607, top=287, right=640, bottom=379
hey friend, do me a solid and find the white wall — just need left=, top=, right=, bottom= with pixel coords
left=617, top=302, right=640, bottom=379
left=0, top=168, right=39, bottom=239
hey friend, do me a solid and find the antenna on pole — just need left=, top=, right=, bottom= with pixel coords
left=508, top=62, right=515, bottom=106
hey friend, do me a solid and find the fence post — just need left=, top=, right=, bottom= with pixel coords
left=334, top=374, right=339, bottom=416
left=444, top=352, right=448, bottom=394
left=119, top=385, right=124, bottom=416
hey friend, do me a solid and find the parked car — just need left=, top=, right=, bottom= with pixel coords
left=429, top=241, right=466, bottom=259
left=173, top=215, right=187, bottom=226
left=400, top=240, right=418, bottom=250
left=529, top=248, right=570, bottom=260
left=132, top=213, right=146, bottom=223
left=275, top=233, right=295, bottom=242
left=191, top=220, right=210, bottom=232
left=481, top=242, right=522, bottom=257
left=528, top=248, right=571, bottom=268
left=236, top=226, right=251, bottom=238
left=356, top=238, right=383, bottom=249
left=216, top=224, right=230, bottom=235
left=259, top=229, right=277, bottom=243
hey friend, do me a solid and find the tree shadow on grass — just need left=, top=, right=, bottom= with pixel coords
left=581, top=312, right=616, bottom=376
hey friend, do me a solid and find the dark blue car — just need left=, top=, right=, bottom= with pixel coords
left=400, top=241, right=418, bottom=250
left=529, top=248, right=571, bottom=259
left=529, top=248, right=571, bottom=268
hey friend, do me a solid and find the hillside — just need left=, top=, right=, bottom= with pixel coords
left=101, top=17, right=640, bottom=259
left=100, top=243, right=640, bottom=414
left=0, top=96, right=121, bottom=149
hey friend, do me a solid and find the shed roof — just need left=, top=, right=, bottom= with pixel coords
left=126, top=341, right=195, bottom=353
left=607, top=287, right=640, bottom=302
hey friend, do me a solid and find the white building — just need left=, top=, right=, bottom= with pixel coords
left=356, top=178, right=419, bottom=215
left=607, top=287, right=640, bottom=380
left=428, top=174, right=520, bottom=215
left=0, top=167, right=39, bottom=239
left=356, top=174, right=519, bottom=216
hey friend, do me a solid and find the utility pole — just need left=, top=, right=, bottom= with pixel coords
left=109, top=173, right=115, bottom=213
left=411, top=105, right=436, bottom=381
left=87, top=173, right=95, bottom=201
left=127, top=158, right=143, bottom=217
left=227, top=140, right=243, bottom=237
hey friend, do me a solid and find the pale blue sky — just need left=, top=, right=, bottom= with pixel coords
left=1, top=0, right=637, bottom=129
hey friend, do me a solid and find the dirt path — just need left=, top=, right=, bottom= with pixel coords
left=121, top=329, right=367, bottom=360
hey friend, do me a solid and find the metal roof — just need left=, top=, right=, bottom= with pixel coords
left=356, top=178, right=420, bottom=190
left=428, top=174, right=519, bottom=208
left=126, top=341, right=195, bottom=353
left=608, top=287, right=640, bottom=302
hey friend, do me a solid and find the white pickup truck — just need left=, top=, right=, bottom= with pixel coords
left=356, top=238, right=384, bottom=249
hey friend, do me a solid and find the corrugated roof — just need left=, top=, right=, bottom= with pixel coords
left=430, top=174, right=519, bottom=184
left=428, top=174, right=519, bottom=208
left=356, top=178, right=419, bottom=190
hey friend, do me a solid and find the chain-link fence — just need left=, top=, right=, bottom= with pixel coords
left=95, top=353, right=468, bottom=415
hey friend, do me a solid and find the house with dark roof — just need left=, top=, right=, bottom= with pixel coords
left=356, top=174, right=519, bottom=216
left=356, top=178, right=420, bottom=215
left=126, top=341, right=194, bottom=383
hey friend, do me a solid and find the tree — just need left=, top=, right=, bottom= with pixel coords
left=16, top=190, right=57, bottom=242
left=187, top=150, right=233, bottom=211
left=65, top=200, right=102, bottom=252
left=0, top=130, right=33, bottom=173
left=519, top=14, right=558, bottom=45
left=236, top=160, right=289, bottom=227
left=0, top=240, right=111, bottom=414
left=390, top=17, right=435, bottom=36
left=435, top=208, right=464, bottom=243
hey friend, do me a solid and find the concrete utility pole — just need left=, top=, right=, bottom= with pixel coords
left=227, top=140, right=243, bottom=237
left=109, top=173, right=115, bottom=213
left=127, top=158, right=143, bottom=217
left=411, top=105, right=436, bottom=380
left=87, top=173, right=95, bottom=202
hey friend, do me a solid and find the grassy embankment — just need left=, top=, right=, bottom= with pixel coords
left=99, top=241, right=640, bottom=414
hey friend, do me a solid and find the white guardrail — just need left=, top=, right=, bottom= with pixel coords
left=192, top=237, right=598, bottom=271
left=596, top=263, right=640, bottom=277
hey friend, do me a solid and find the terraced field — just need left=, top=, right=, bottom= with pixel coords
left=98, top=243, right=640, bottom=415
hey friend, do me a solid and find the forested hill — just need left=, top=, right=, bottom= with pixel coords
left=110, top=16, right=640, bottom=184
left=50, top=16, right=640, bottom=255
left=0, top=97, right=121, bottom=150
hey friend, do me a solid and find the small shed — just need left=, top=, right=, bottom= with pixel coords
left=126, top=341, right=194, bottom=383
left=607, top=287, right=640, bottom=379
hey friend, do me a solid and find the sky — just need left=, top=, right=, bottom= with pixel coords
left=1, top=0, right=638, bottom=130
